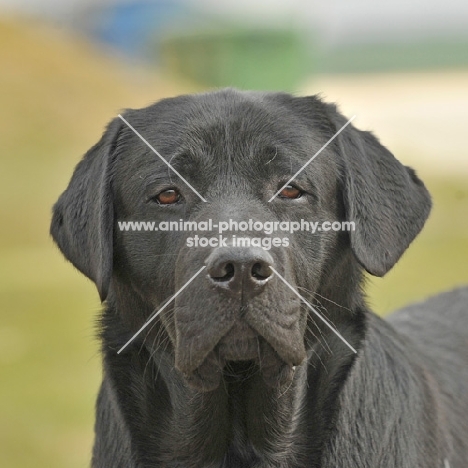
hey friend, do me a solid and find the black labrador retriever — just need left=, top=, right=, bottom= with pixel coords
left=51, top=89, right=468, bottom=467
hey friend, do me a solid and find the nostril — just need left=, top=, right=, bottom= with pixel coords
left=251, top=262, right=272, bottom=281
left=211, top=262, right=235, bottom=282
left=205, top=247, right=274, bottom=294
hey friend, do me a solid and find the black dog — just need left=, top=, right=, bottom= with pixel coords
left=51, top=89, right=468, bottom=467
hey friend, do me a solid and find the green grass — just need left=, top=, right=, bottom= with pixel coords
left=1, top=16, right=467, bottom=468
left=0, top=265, right=100, bottom=468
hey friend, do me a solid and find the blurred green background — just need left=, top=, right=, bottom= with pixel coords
left=1, top=1, right=467, bottom=466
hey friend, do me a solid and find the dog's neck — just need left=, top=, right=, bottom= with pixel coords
left=154, top=353, right=311, bottom=467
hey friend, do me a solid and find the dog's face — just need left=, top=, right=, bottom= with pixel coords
left=51, top=89, right=431, bottom=391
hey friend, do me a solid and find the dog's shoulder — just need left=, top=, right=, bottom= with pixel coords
left=387, top=286, right=468, bottom=344
left=386, top=286, right=468, bottom=389
left=386, top=287, right=468, bottom=464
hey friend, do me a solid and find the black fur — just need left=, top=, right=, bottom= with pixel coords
left=51, top=89, right=468, bottom=467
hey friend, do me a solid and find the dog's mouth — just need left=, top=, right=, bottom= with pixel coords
left=177, top=321, right=303, bottom=392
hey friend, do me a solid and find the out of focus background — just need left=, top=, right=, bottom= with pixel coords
left=1, top=0, right=467, bottom=466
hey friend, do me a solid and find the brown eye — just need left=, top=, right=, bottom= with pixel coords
left=155, top=189, right=180, bottom=205
left=279, top=185, right=302, bottom=199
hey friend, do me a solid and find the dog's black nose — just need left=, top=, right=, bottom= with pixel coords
left=205, top=247, right=273, bottom=297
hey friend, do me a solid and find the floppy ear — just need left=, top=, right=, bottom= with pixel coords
left=326, top=104, right=432, bottom=277
left=50, top=118, right=121, bottom=301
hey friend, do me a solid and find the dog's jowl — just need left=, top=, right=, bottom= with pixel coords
left=51, top=89, right=468, bottom=467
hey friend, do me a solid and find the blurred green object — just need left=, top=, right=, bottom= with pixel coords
left=160, top=28, right=311, bottom=91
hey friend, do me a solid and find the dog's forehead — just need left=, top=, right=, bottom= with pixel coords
left=116, top=90, right=337, bottom=183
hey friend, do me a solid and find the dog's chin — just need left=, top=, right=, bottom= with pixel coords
left=181, top=339, right=297, bottom=393
left=181, top=350, right=223, bottom=392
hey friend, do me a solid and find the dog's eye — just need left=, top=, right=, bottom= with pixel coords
left=155, top=189, right=180, bottom=205
left=279, top=185, right=303, bottom=199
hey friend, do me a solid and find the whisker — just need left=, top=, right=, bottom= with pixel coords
left=296, top=286, right=351, bottom=313
left=271, top=267, right=356, bottom=354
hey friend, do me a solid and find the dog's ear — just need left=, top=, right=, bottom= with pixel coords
left=326, top=104, right=432, bottom=276
left=50, top=118, right=122, bottom=301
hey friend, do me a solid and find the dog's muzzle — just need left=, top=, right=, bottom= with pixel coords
left=173, top=247, right=306, bottom=392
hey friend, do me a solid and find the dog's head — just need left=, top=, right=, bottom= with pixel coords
left=51, top=89, right=431, bottom=391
